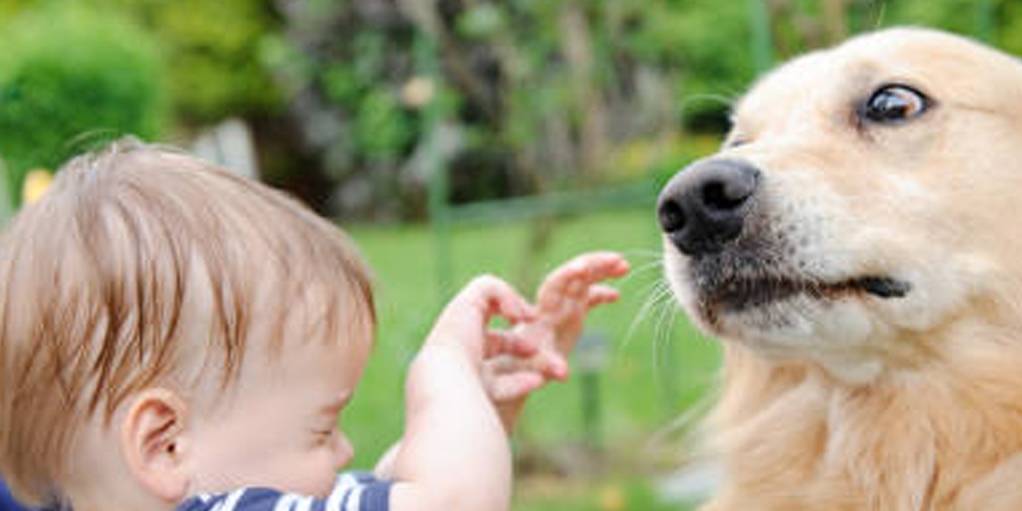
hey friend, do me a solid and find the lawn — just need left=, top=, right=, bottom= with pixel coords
left=343, top=206, right=719, bottom=510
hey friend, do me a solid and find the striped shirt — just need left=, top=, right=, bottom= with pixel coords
left=175, top=472, right=391, bottom=511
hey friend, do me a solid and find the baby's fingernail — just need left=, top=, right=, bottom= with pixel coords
left=551, top=360, right=569, bottom=380
left=556, top=366, right=570, bottom=381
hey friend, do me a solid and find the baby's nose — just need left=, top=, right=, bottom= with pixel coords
left=335, top=432, right=355, bottom=468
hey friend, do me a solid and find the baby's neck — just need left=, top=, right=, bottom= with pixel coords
left=63, top=484, right=176, bottom=511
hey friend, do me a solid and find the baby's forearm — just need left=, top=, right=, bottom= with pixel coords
left=386, top=344, right=512, bottom=511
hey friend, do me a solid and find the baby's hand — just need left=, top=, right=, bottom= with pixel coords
left=482, top=252, right=629, bottom=431
left=423, top=275, right=538, bottom=367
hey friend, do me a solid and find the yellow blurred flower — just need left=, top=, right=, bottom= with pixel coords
left=401, top=76, right=435, bottom=109
left=22, top=169, right=53, bottom=204
left=599, top=484, right=625, bottom=511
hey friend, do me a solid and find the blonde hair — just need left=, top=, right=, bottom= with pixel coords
left=0, top=140, right=375, bottom=505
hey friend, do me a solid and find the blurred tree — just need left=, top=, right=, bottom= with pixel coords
left=93, top=0, right=284, bottom=124
left=0, top=4, right=167, bottom=203
left=3, top=0, right=1021, bottom=218
left=262, top=0, right=752, bottom=219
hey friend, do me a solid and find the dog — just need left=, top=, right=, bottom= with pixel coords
left=658, top=27, right=1022, bottom=510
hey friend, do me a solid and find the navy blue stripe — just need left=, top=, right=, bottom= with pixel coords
left=357, top=481, right=392, bottom=511
left=174, top=474, right=391, bottom=511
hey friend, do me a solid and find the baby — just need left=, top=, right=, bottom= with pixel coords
left=0, top=141, right=628, bottom=511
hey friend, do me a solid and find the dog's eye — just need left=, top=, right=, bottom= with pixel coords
left=861, top=85, right=929, bottom=124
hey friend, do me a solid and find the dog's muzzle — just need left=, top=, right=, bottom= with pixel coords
left=657, top=158, right=911, bottom=316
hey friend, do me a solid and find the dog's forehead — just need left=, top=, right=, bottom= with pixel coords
left=734, top=27, right=1022, bottom=127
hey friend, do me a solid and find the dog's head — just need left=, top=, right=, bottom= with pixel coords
left=659, top=28, right=1022, bottom=382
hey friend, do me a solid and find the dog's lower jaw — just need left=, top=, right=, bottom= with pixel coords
left=678, top=283, right=895, bottom=384
left=717, top=308, right=892, bottom=385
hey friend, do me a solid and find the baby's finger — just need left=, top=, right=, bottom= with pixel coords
left=539, top=252, right=630, bottom=302
left=488, top=371, right=545, bottom=403
left=460, top=275, right=537, bottom=324
left=586, top=284, right=621, bottom=308
left=534, top=350, right=570, bottom=382
left=485, top=328, right=539, bottom=358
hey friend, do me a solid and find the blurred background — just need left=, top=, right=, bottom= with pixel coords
left=0, top=0, right=1018, bottom=509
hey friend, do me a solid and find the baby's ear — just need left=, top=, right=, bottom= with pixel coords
left=120, top=388, right=190, bottom=502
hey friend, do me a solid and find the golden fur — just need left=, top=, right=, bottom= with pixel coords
left=661, top=28, right=1022, bottom=510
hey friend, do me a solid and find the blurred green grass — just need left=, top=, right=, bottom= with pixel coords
left=343, top=206, right=719, bottom=510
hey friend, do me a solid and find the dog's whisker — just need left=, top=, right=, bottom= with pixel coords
left=620, top=260, right=665, bottom=286
left=618, top=248, right=664, bottom=259
left=659, top=306, right=683, bottom=385
left=622, top=279, right=673, bottom=350
left=646, top=391, right=715, bottom=454
left=617, top=253, right=666, bottom=273
left=613, top=248, right=664, bottom=288
left=625, top=280, right=672, bottom=353
left=651, top=289, right=679, bottom=385
left=626, top=256, right=663, bottom=273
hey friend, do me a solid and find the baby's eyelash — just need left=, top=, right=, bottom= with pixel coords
left=311, top=428, right=335, bottom=446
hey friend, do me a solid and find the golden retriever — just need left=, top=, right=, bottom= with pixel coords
left=657, top=27, right=1022, bottom=510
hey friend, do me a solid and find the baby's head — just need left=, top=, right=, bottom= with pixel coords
left=0, top=141, right=376, bottom=510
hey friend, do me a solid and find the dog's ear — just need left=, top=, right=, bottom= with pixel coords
left=120, top=388, right=190, bottom=502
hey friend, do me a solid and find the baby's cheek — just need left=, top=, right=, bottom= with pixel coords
left=299, top=457, right=341, bottom=498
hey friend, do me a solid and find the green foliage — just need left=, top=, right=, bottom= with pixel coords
left=322, top=65, right=362, bottom=108
left=885, top=0, right=985, bottom=35
left=121, top=0, right=282, bottom=123
left=355, top=90, right=415, bottom=161
left=457, top=3, right=508, bottom=40
left=1000, top=1, right=1022, bottom=54
left=0, top=5, right=166, bottom=200
left=624, top=0, right=756, bottom=121
left=53, top=0, right=283, bottom=125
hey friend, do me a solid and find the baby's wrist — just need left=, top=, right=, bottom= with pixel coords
left=406, top=344, right=486, bottom=407
left=416, top=341, right=479, bottom=370
left=424, top=331, right=486, bottom=362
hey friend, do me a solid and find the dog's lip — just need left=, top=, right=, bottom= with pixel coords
left=706, top=274, right=911, bottom=313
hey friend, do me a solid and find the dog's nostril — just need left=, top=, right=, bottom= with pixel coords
left=658, top=198, right=686, bottom=233
left=702, top=177, right=754, bottom=212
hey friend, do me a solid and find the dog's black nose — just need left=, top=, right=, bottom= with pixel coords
left=657, top=158, right=761, bottom=256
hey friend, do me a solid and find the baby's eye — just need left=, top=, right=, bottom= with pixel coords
left=313, top=427, right=336, bottom=444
